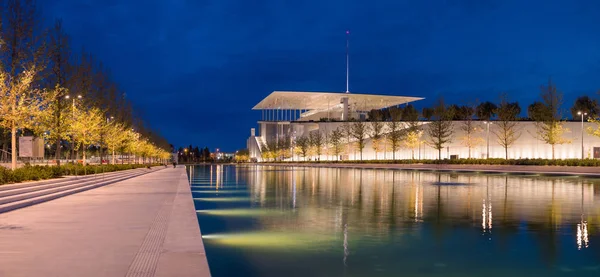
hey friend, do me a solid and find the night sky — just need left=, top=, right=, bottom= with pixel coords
left=42, top=0, right=600, bottom=151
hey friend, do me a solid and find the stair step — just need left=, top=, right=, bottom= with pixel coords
left=0, top=168, right=150, bottom=192
left=0, top=172, right=148, bottom=214
left=0, top=171, right=142, bottom=198
left=0, top=171, right=143, bottom=206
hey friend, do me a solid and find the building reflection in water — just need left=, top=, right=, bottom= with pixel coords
left=218, top=165, right=599, bottom=255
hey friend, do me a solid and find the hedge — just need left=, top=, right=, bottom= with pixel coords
left=0, top=163, right=162, bottom=185
left=264, top=158, right=600, bottom=167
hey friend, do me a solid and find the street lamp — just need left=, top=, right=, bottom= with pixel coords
left=577, top=111, right=587, bottom=159
left=483, top=121, right=492, bottom=159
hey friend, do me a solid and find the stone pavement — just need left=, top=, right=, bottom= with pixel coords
left=0, top=167, right=210, bottom=277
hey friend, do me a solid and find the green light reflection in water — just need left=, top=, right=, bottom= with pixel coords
left=194, top=197, right=250, bottom=202
left=191, top=190, right=246, bottom=194
left=197, top=208, right=288, bottom=217
left=202, top=231, right=336, bottom=250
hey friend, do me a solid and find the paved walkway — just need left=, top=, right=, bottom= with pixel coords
left=263, top=162, right=600, bottom=176
left=0, top=167, right=210, bottom=277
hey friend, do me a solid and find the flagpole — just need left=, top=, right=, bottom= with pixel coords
left=346, top=30, right=350, bottom=93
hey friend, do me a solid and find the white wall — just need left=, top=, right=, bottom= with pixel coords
left=250, top=120, right=600, bottom=161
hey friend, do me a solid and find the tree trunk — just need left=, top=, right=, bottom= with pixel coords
left=55, top=140, right=61, bottom=165
left=83, top=144, right=87, bottom=166
left=468, top=148, right=471, bottom=159
left=112, top=149, right=116, bottom=165
left=11, top=124, right=17, bottom=170
left=438, top=148, right=441, bottom=160
left=552, top=145, right=555, bottom=160
left=505, top=147, right=508, bottom=159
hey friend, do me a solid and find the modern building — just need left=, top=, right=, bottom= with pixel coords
left=248, top=91, right=600, bottom=161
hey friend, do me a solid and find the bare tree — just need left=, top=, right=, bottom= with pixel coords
left=351, top=121, right=367, bottom=160
left=528, top=79, right=571, bottom=159
left=386, top=106, right=403, bottom=160
left=494, top=94, right=521, bottom=159
left=368, top=110, right=384, bottom=159
left=457, top=105, right=483, bottom=158
left=426, top=98, right=454, bottom=160
left=329, top=127, right=343, bottom=161
left=309, top=131, right=323, bottom=161
left=295, top=136, right=310, bottom=161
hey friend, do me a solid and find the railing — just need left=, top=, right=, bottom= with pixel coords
left=0, top=149, right=10, bottom=163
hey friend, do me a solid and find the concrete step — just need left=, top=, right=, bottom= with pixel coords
left=0, top=171, right=142, bottom=206
left=0, top=168, right=153, bottom=192
left=0, top=170, right=144, bottom=198
left=0, top=168, right=163, bottom=214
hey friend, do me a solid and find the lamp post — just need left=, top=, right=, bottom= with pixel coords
left=577, top=111, right=587, bottom=159
left=103, top=116, right=114, bottom=164
left=483, top=121, right=492, bottom=159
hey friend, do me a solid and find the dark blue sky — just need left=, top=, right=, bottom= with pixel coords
left=43, top=0, right=600, bottom=151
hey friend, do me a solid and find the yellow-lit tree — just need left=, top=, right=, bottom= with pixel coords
left=404, top=130, right=423, bottom=160
left=105, top=121, right=128, bottom=164
left=71, top=107, right=103, bottom=166
left=0, top=66, right=50, bottom=169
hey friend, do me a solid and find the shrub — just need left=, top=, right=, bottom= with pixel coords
left=0, top=163, right=161, bottom=185
left=267, top=158, right=600, bottom=167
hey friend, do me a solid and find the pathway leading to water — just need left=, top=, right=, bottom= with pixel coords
left=0, top=167, right=210, bottom=277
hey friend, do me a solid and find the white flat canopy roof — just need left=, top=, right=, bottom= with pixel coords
left=252, top=91, right=423, bottom=111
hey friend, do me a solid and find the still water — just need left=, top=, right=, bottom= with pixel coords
left=188, top=165, right=600, bottom=277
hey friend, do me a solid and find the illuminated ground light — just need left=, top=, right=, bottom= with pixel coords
left=196, top=208, right=288, bottom=217
left=201, top=232, right=335, bottom=249
left=193, top=197, right=250, bottom=202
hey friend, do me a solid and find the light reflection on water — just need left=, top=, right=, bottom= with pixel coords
left=189, top=165, right=600, bottom=277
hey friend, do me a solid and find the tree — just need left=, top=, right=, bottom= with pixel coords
left=368, top=110, right=384, bottom=159
left=404, top=131, right=422, bottom=159
left=351, top=121, right=368, bottom=160
left=0, top=0, right=47, bottom=170
left=277, top=134, right=292, bottom=161
left=104, top=121, right=128, bottom=164
left=421, top=107, right=434, bottom=120
left=308, top=131, right=323, bottom=160
left=476, top=101, right=498, bottom=121
left=45, top=19, right=72, bottom=163
left=426, top=98, right=454, bottom=160
left=295, top=136, right=310, bottom=161
left=457, top=105, right=483, bottom=158
left=387, top=107, right=403, bottom=160
left=571, top=95, right=599, bottom=119
left=235, top=149, right=249, bottom=163
left=70, top=107, right=103, bottom=166
left=329, top=128, right=343, bottom=160
left=341, top=122, right=353, bottom=158
left=529, top=79, right=571, bottom=159
left=403, top=105, right=421, bottom=159
left=494, top=95, right=521, bottom=159
left=0, top=66, right=49, bottom=169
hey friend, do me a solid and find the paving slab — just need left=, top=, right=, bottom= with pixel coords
left=0, top=167, right=210, bottom=277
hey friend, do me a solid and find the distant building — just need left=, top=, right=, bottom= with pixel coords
left=248, top=91, right=600, bottom=161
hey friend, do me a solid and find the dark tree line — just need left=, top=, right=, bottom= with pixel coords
left=177, top=146, right=211, bottom=163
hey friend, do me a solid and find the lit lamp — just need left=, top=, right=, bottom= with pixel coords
left=483, top=121, right=492, bottom=159
left=577, top=111, right=587, bottom=159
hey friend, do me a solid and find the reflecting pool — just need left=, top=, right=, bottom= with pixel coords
left=189, top=165, right=600, bottom=277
